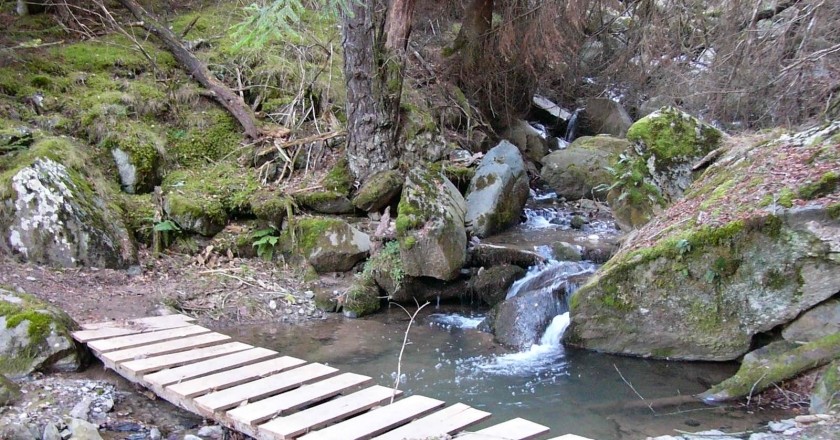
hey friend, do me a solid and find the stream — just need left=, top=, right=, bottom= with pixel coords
left=218, top=193, right=790, bottom=439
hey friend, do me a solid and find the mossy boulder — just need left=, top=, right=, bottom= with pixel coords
left=0, top=137, right=137, bottom=268
left=282, top=217, right=371, bottom=273
left=540, top=135, right=630, bottom=201
left=567, top=122, right=840, bottom=361
left=472, top=264, right=526, bottom=307
left=343, top=275, right=381, bottom=318
left=367, top=241, right=407, bottom=300
left=250, top=189, right=294, bottom=229
left=811, top=360, right=840, bottom=414
left=0, top=287, right=85, bottom=378
left=352, top=170, right=403, bottom=213
left=625, top=106, right=723, bottom=201
left=783, top=299, right=840, bottom=343
left=295, top=191, right=354, bottom=214
left=396, top=168, right=467, bottom=281
left=465, top=141, right=530, bottom=238
left=162, top=162, right=258, bottom=236
left=105, top=121, right=165, bottom=194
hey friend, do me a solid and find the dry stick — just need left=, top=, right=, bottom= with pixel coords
left=390, top=300, right=431, bottom=403
left=614, top=364, right=655, bottom=414
left=746, top=371, right=768, bottom=407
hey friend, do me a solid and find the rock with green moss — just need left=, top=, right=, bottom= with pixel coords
left=396, top=168, right=467, bottom=281
left=472, top=264, right=526, bottom=307
left=567, top=123, right=840, bottom=361
left=352, top=170, right=403, bottom=212
left=0, top=137, right=137, bottom=268
left=811, top=360, right=840, bottom=414
left=625, top=106, right=723, bottom=202
left=162, top=162, right=259, bottom=236
left=540, top=135, right=630, bottom=201
left=282, top=217, right=371, bottom=273
left=295, top=191, right=354, bottom=214
left=367, top=241, right=407, bottom=300
left=343, top=275, right=381, bottom=318
left=0, top=287, right=85, bottom=378
left=783, top=299, right=840, bottom=343
left=465, top=141, right=530, bottom=238
left=120, top=193, right=156, bottom=244
left=250, top=189, right=294, bottom=229
left=105, top=122, right=165, bottom=194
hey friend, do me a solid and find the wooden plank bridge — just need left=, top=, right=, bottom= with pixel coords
left=72, top=314, right=593, bottom=440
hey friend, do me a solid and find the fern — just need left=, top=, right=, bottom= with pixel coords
left=231, top=0, right=354, bottom=51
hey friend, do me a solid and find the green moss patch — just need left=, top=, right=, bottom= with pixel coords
left=168, top=109, right=243, bottom=166
left=163, top=161, right=259, bottom=217
left=627, top=106, right=722, bottom=165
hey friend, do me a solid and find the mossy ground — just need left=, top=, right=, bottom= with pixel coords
left=163, top=160, right=259, bottom=221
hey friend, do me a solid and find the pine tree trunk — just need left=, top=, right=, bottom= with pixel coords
left=453, top=0, right=494, bottom=69
left=341, top=0, right=401, bottom=183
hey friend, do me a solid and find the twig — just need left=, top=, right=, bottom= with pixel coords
left=746, top=371, right=768, bottom=407
left=614, top=364, right=655, bottom=414
left=390, top=300, right=430, bottom=403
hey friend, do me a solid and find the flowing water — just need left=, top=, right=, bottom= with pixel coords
left=217, top=194, right=789, bottom=439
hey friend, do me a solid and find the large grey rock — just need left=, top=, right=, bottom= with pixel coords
left=581, top=98, right=633, bottom=138
left=0, top=287, right=84, bottom=378
left=810, top=360, right=840, bottom=414
left=467, top=244, right=546, bottom=269
left=285, top=217, right=370, bottom=273
left=67, top=418, right=102, bottom=440
left=567, top=122, right=840, bottom=361
left=465, top=141, right=530, bottom=238
left=540, top=135, right=630, bottom=201
left=1, top=140, right=137, bottom=268
left=503, top=120, right=548, bottom=163
left=783, top=299, right=840, bottom=343
left=396, top=168, right=467, bottom=281
left=488, top=283, right=567, bottom=349
left=352, top=170, right=403, bottom=213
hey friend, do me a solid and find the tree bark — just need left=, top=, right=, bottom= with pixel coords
left=114, top=0, right=262, bottom=139
left=452, top=0, right=493, bottom=69
left=341, top=0, right=400, bottom=182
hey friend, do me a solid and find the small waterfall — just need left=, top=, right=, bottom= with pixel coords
left=538, top=313, right=571, bottom=346
left=564, top=108, right=583, bottom=142
left=505, top=260, right=596, bottom=301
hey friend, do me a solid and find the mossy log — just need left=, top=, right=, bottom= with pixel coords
left=700, top=333, right=840, bottom=402
left=114, top=0, right=261, bottom=139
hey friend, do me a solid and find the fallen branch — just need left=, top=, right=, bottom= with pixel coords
left=614, top=364, right=655, bottom=414
left=390, top=300, right=430, bottom=403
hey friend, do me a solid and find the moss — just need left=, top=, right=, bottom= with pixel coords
left=343, top=275, right=381, bottom=317
left=797, top=171, right=839, bottom=200
left=102, top=121, right=164, bottom=192
left=777, top=187, right=795, bottom=208
left=168, top=109, right=243, bottom=166
left=163, top=160, right=259, bottom=218
left=289, top=217, right=346, bottom=253
left=251, top=190, right=294, bottom=226
left=828, top=203, right=840, bottom=220
left=352, top=170, right=402, bottom=211
left=322, top=158, right=352, bottom=195
left=5, top=310, right=53, bottom=343
left=626, top=106, right=722, bottom=165
left=0, top=136, right=86, bottom=198
left=763, top=268, right=788, bottom=290
left=363, top=241, right=404, bottom=292
left=121, top=193, right=156, bottom=244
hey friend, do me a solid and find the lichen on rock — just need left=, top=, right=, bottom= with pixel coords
left=281, top=216, right=371, bottom=273
left=465, top=140, right=530, bottom=237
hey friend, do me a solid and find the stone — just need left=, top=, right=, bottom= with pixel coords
left=552, top=242, right=582, bottom=262
left=69, top=395, right=93, bottom=421
left=581, top=98, right=633, bottom=138
left=342, top=277, right=381, bottom=318
left=465, top=141, right=530, bottom=238
left=396, top=168, right=467, bottom=281
left=567, top=122, right=840, bottom=361
left=42, top=423, right=62, bottom=440
left=352, top=170, right=403, bottom=213
left=0, top=373, right=21, bottom=406
left=472, top=265, right=526, bottom=307
left=249, top=190, right=293, bottom=229
left=540, top=136, right=630, bottom=201
left=295, top=191, right=355, bottom=215
left=504, top=119, right=548, bottom=163
left=487, top=283, right=567, bottom=349
left=0, top=139, right=137, bottom=268
left=0, top=286, right=84, bottom=378
left=467, top=244, right=545, bottom=269
left=148, top=428, right=161, bottom=440
left=810, top=360, right=840, bottom=414
left=68, top=418, right=102, bottom=440
left=769, top=421, right=796, bottom=433
left=196, top=426, right=223, bottom=439
left=532, top=95, right=572, bottom=126
left=282, top=217, right=370, bottom=274
left=783, top=299, right=840, bottom=343
left=742, top=341, right=801, bottom=368
left=0, top=423, right=38, bottom=440
left=570, top=215, right=587, bottom=229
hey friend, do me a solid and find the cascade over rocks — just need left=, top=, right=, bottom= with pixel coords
left=396, top=168, right=467, bottom=281
left=0, top=286, right=85, bottom=378
left=567, top=121, right=840, bottom=361
left=485, top=285, right=567, bottom=349
left=465, top=140, right=530, bottom=238
left=0, top=138, right=137, bottom=268
left=540, top=135, right=630, bottom=201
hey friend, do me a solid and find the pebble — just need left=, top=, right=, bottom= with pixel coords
left=304, top=291, right=315, bottom=299
left=269, top=300, right=277, bottom=310
left=149, top=428, right=162, bottom=440
left=183, top=435, right=202, bottom=440
left=196, top=425, right=224, bottom=439
left=782, top=427, right=802, bottom=436
left=794, top=414, right=822, bottom=424
left=768, top=420, right=795, bottom=433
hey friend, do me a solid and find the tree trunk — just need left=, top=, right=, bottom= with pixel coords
left=114, top=0, right=262, bottom=139
left=452, top=0, right=493, bottom=69
left=341, top=0, right=401, bottom=182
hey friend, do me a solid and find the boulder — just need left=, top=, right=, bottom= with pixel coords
left=67, top=418, right=102, bottom=440
left=467, top=243, right=545, bottom=269
left=284, top=217, right=370, bottom=273
left=581, top=98, right=633, bottom=138
left=342, top=276, right=381, bottom=318
left=503, top=119, right=548, bottom=163
left=487, top=284, right=567, bottom=349
left=107, top=121, right=164, bottom=194
left=0, top=373, right=21, bottom=406
left=0, top=287, right=85, bottom=378
left=472, top=264, right=526, bottom=307
left=250, top=190, right=294, bottom=229
left=295, top=191, right=355, bottom=214
left=396, top=168, right=467, bottom=281
left=465, top=141, right=530, bottom=238
left=552, top=241, right=582, bottom=262
left=0, top=137, right=137, bottom=268
left=540, top=136, right=630, bottom=201
left=567, top=122, right=840, bottom=361
left=352, top=170, right=403, bottom=213
left=783, top=299, right=840, bottom=343
left=810, top=360, right=840, bottom=414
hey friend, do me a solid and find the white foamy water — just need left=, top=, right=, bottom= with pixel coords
left=427, top=313, right=485, bottom=329
left=468, top=313, right=571, bottom=376
left=506, top=260, right=596, bottom=300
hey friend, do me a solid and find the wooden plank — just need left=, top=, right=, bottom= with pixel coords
left=372, top=403, right=491, bottom=440
left=299, top=395, right=445, bottom=440
left=119, top=342, right=253, bottom=375
left=88, top=325, right=210, bottom=353
left=73, top=315, right=196, bottom=342
left=102, top=332, right=230, bottom=363
left=455, top=418, right=550, bottom=440
left=145, top=347, right=278, bottom=387
left=227, top=372, right=373, bottom=427
left=193, top=363, right=337, bottom=412
left=79, top=314, right=195, bottom=330
left=545, top=435, right=594, bottom=440
left=258, top=385, right=400, bottom=440
left=167, top=356, right=308, bottom=399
